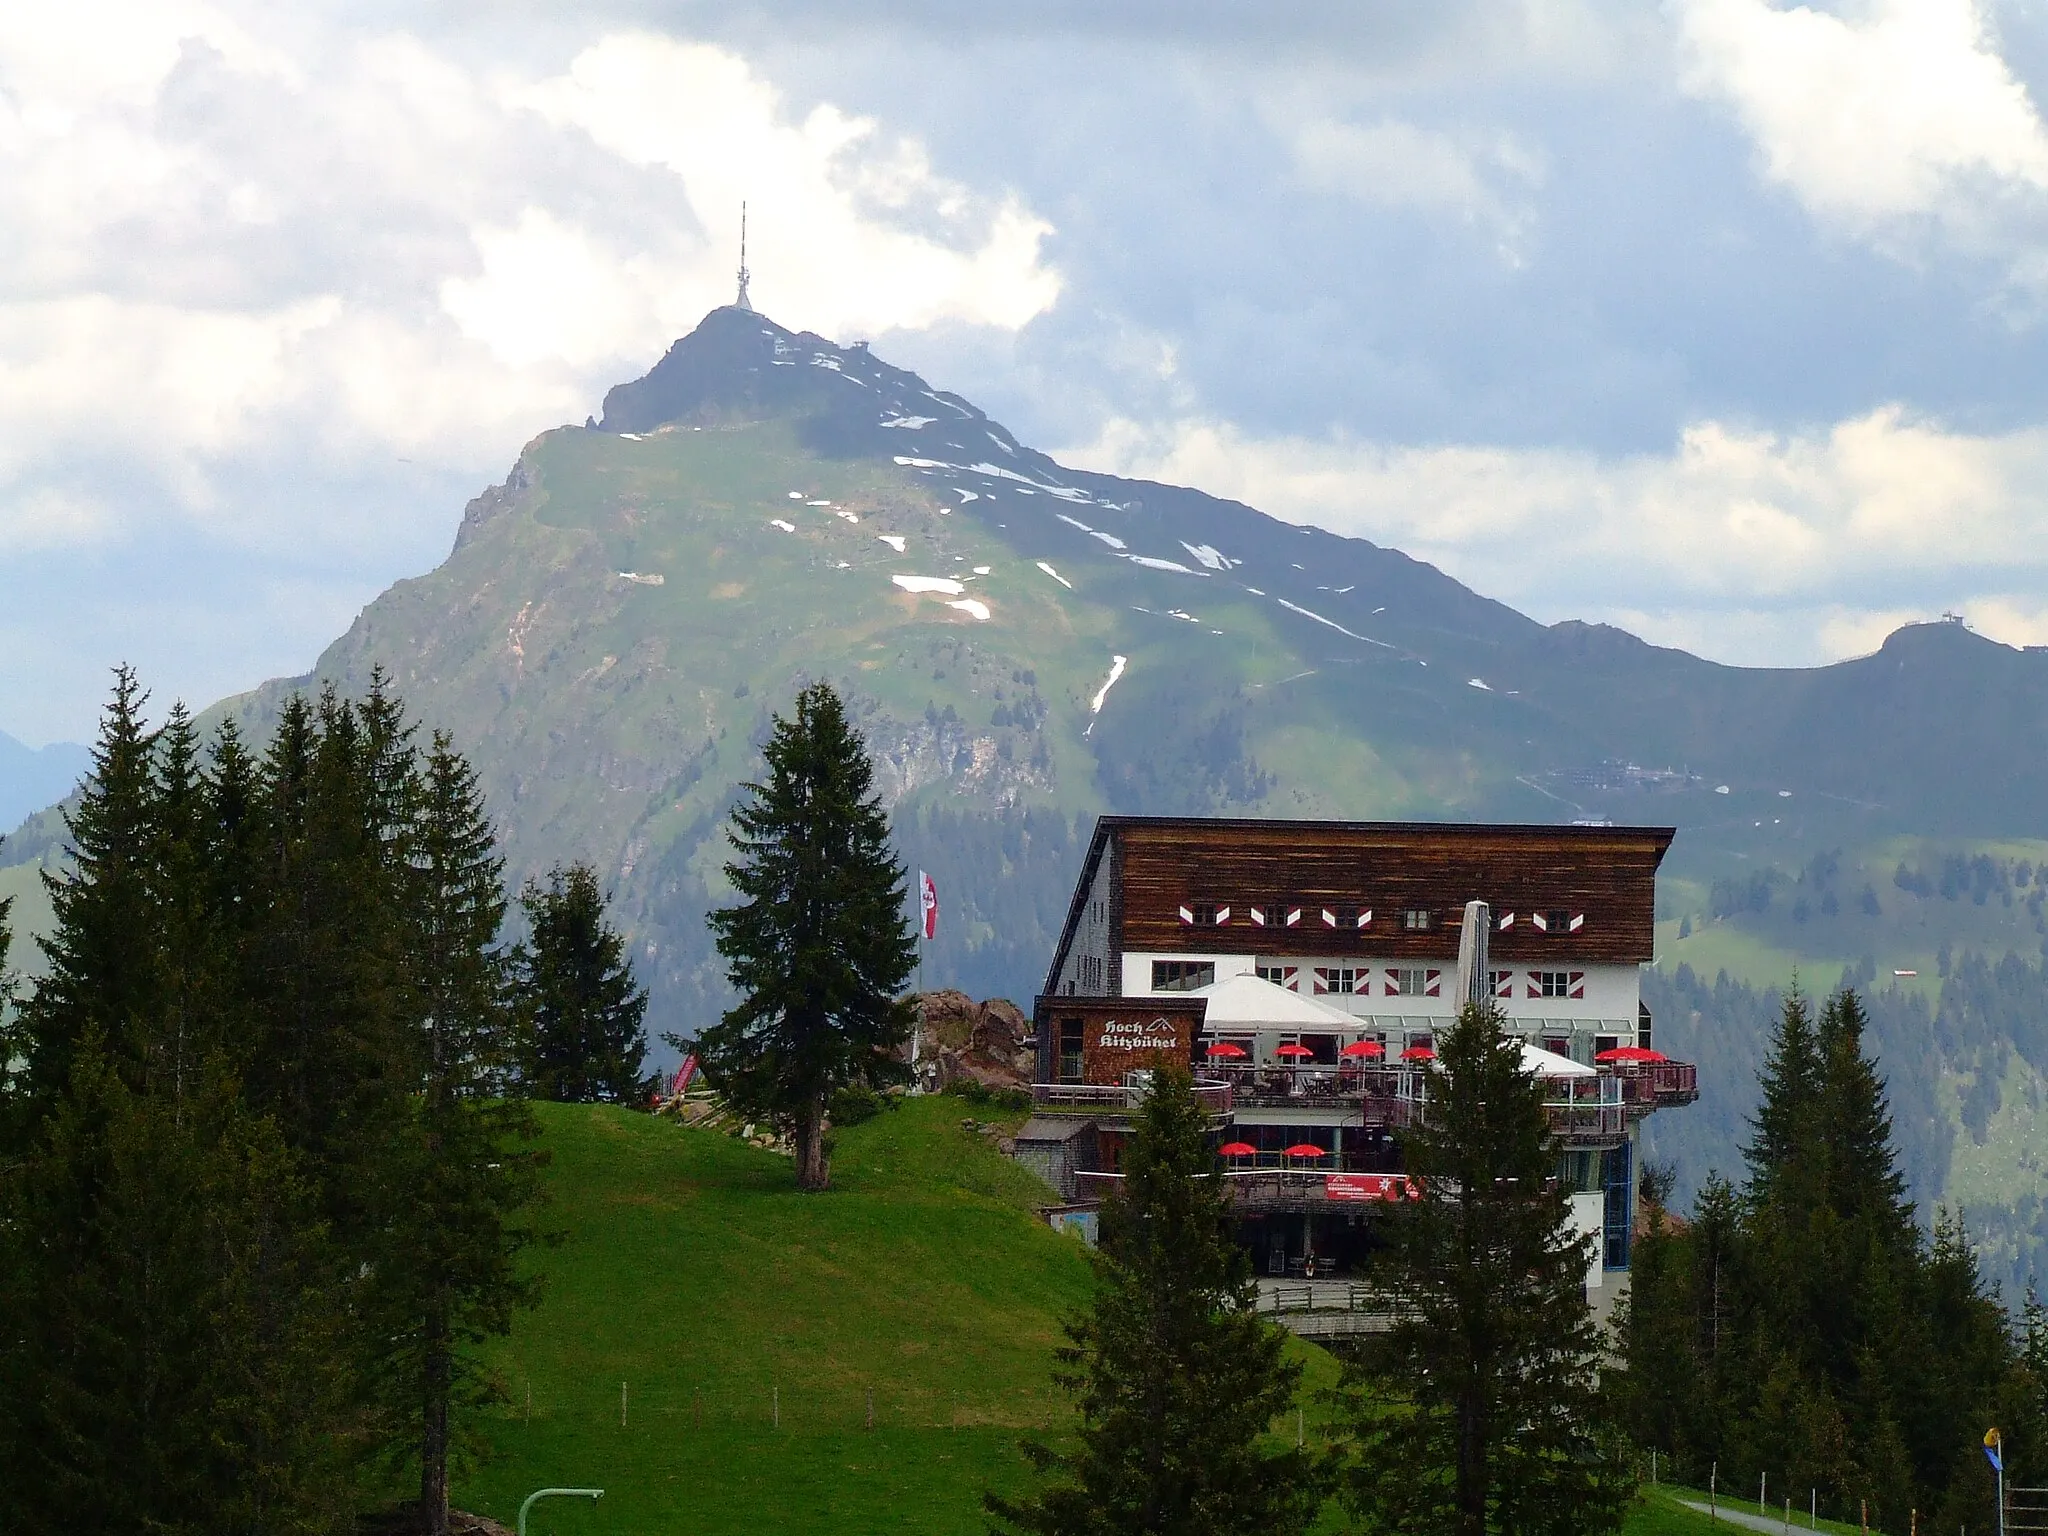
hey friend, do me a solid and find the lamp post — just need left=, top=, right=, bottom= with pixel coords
left=518, top=1487, right=603, bottom=1536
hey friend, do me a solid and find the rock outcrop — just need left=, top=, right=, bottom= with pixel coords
left=905, top=990, right=1034, bottom=1090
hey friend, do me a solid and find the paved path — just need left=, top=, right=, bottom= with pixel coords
left=1677, top=1498, right=1821, bottom=1534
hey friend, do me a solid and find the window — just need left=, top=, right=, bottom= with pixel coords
left=1152, top=960, right=1215, bottom=992
left=1537, top=971, right=1572, bottom=998
left=1322, top=905, right=1357, bottom=929
left=1392, top=967, right=1429, bottom=996
left=1542, top=1035, right=1571, bottom=1058
left=1595, top=1036, right=1619, bottom=1059
left=1488, top=968, right=1514, bottom=999
left=1314, top=966, right=1360, bottom=995
left=1076, top=954, right=1103, bottom=991
left=1255, top=962, right=1290, bottom=985
left=1545, top=909, right=1572, bottom=934
left=1638, top=1001, right=1653, bottom=1052
left=1058, top=1017, right=1084, bottom=1082
left=1402, top=908, right=1432, bottom=931
left=1191, top=901, right=1217, bottom=926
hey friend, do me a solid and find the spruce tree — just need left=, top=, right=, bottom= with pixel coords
left=988, top=1066, right=1318, bottom=1536
left=1744, top=985, right=1822, bottom=1200
left=1340, top=1001, right=1632, bottom=1536
left=384, top=733, right=543, bottom=1536
left=515, top=861, right=650, bottom=1103
left=701, top=682, right=915, bottom=1191
left=20, top=664, right=161, bottom=1107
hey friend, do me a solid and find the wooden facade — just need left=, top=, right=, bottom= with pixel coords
left=1045, top=818, right=1674, bottom=996
left=1031, top=995, right=1208, bottom=1084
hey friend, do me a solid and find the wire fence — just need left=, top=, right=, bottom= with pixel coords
left=493, top=1374, right=1069, bottom=1435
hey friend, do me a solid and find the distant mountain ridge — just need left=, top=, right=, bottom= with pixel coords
left=10, top=303, right=2048, bottom=1281
left=0, top=732, right=87, bottom=837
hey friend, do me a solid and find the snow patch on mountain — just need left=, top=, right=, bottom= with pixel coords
left=893, top=575, right=965, bottom=596
left=1275, top=598, right=1391, bottom=647
left=1035, top=561, right=1072, bottom=589
left=1090, top=655, right=1128, bottom=715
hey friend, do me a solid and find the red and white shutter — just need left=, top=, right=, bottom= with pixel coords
left=1281, top=966, right=1299, bottom=991
left=1248, top=906, right=1266, bottom=927
left=1311, top=968, right=1330, bottom=995
left=1526, top=977, right=1543, bottom=999
left=1178, top=905, right=1195, bottom=925
left=1568, top=970, right=1585, bottom=999
left=1531, top=912, right=1549, bottom=932
left=1493, top=971, right=1513, bottom=999
left=1424, top=969, right=1441, bottom=998
left=1214, top=905, right=1231, bottom=925
left=1569, top=913, right=1585, bottom=932
left=1497, top=911, right=1516, bottom=930
left=1357, top=908, right=1373, bottom=928
left=1322, top=908, right=1338, bottom=928
left=1284, top=907, right=1303, bottom=927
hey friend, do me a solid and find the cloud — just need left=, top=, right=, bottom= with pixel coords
left=1677, top=0, right=2048, bottom=238
left=1290, top=117, right=1545, bottom=243
left=1065, top=404, right=2048, bottom=665
left=0, top=9, right=1058, bottom=738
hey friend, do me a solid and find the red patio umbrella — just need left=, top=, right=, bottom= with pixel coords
left=1400, top=1045, right=1436, bottom=1062
left=1340, top=1040, right=1385, bottom=1059
left=1283, top=1143, right=1327, bottom=1158
left=1594, top=1046, right=1668, bottom=1063
left=1273, top=1043, right=1315, bottom=1058
left=1203, top=1040, right=1248, bottom=1058
left=1217, top=1141, right=1258, bottom=1157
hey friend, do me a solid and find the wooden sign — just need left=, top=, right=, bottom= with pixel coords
left=1082, top=1009, right=1195, bottom=1082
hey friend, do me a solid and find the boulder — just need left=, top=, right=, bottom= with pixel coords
left=902, top=991, right=1035, bottom=1091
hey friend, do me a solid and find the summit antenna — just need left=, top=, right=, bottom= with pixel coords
left=735, top=202, right=753, bottom=311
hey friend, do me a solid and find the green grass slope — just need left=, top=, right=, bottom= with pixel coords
left=456, top=1097, right=1096, bottom=1533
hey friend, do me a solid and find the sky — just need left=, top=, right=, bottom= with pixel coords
left=8, top=0, right=2048, bottom=743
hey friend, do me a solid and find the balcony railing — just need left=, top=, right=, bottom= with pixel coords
left=1031, top=1079, right=1235, bottom=1114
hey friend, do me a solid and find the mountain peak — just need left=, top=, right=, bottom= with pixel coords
left=596, top=308, right=1044, bottom=473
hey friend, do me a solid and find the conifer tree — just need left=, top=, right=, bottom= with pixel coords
left=1744, top=985, right=1822, bottom=1200
left=988, top=1066, right=1318, bottom=1536
left=384, top=733, right=543, bottom=1536
left=242, top=689, right=413, bottom=1315
left=515, top=861, right=650, bottom=1103
left=701, top=682, right=915, bottom=1191
left=20, top=665, right=160, bottom=1107
left=1340, top=1001, right=1632, bottom=1536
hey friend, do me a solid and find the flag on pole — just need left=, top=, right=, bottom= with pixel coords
left=1985, top=1427, right=2003, bottom=1471
left=919, top=870, right=939, bottom=940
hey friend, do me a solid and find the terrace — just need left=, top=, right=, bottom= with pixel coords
left=1029, top=1058, right=1695, bottom=1142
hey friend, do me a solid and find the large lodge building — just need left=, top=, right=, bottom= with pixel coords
left=1020, top=816, right=1698, bottom=1316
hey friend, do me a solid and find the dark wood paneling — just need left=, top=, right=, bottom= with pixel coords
left=1033, top=996, right=1206, bottom=1084
left=1111, top=821, right=1670, bottom=965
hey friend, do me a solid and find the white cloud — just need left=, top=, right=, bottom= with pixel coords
left=509, top=35, right=1059, bottom=340
left=1677, top=0, right=2048, bottom=230
left=0, top=17, right=1060, bottom=552
left=1291, top=117, right=1544, bottom=236
left=1065, top=405, right=2048, bottom=665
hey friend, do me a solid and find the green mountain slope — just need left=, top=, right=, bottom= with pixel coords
left=10, top=302, right=2048, bottom=1274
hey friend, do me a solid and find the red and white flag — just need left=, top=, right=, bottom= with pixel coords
left=919, top=870, right=939, bottom=940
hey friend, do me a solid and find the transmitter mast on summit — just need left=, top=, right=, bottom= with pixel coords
left=735, top=202, right=753, bottom=311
